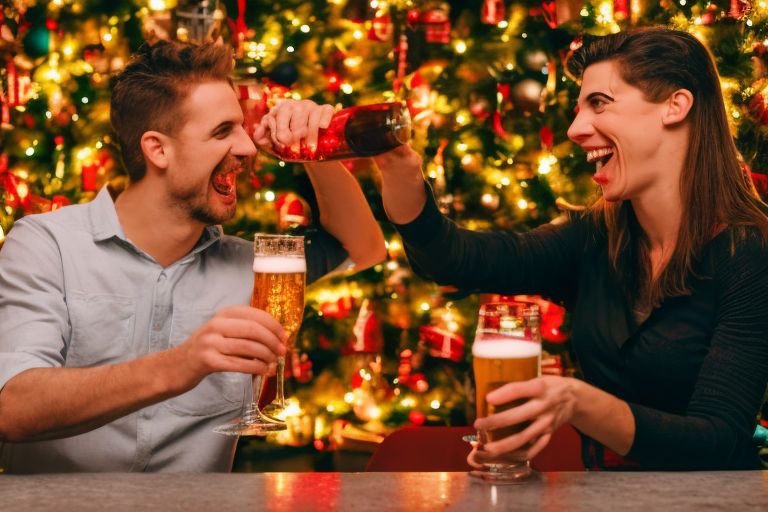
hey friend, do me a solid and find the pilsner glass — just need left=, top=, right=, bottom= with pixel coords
left=214, top=234, right=306, bottom=436
left=469, top=301, right=541, bottom=483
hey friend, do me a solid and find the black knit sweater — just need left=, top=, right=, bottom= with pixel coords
left=395, top=190, right=768, bottom=470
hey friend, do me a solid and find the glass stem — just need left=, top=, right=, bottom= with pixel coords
left=246, top=374, right=264, bottom=417
left=274, top=355, right=286, bottom=409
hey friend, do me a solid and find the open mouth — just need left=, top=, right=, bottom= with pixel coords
left=211, top=170, right=236, bottom=196
left=586, top=147, right=614, bottom=170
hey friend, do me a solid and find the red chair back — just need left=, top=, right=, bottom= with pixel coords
left=365, top=424, right=584, bottom=472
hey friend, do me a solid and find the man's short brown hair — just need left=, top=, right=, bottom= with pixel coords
left=110, top=41, right=234, bottom=182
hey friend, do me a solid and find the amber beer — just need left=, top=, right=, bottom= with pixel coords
left=473, top=336, right=541, bottom=442
left=251, top=256, right=306, bottom=344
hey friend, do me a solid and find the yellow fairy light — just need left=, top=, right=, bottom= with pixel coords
left=430, top=400, right=441, bottom=409
left=481, top=193, right=495, bottom=206
left=517, top=198, right=529, bottom=210
left=386, top=261, right=399, bottom=271
left=300, top=24, right=310, bottom=33
left=0, top=226, right=5, bottom=244
left=25, top=147, right=34, bottom=157
left=16, top=183, right=29, bottom=200
left=55, top=157, right=65, bottom=179
left=420, top=302, right=431, bottom=311
left=388, top=239, right=402, bottom=252
left=353, top=30, right=363, bottom=40
left=344, top=392, right=354, bottom=403
left=264, top=190, right=276, bottom=201
left=500, top=176, right=511, bottom=186
left=456, top=142, right=468, bottom=152
left=580, top=8, right=589, bottom=16
left=455, top=40, right=467, bottom=54
left=76, top=147, right=92, bottom=161
left=498, top=20, right=508, bottom=29
left=148, top=0, right=168, bottom=11
left=344, top=56, right=363, bottom=68
left=340, top=83, right=354, bottom=94
left=400, top=397, right=416, bottom=408
left=538, top=153, right=557, bottom=175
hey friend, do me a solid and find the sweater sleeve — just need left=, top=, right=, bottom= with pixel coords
left=393, top=183, right=587, bottom=305
left=627, top=231, right=768, bottom=469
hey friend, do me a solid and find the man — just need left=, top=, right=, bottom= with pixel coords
left=0, top=41, right=385, bottom=472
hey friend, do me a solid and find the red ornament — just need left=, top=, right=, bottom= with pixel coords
left=540, top=126, right=554, bottom=151
left=51, top=195, right=71, bottom=210
left=408, top=373, right=429, bottom=393
left=701, top=4, right=719, bottom=25
left=418, top=325, right=465, bottom=362
left=81, top=163, right=99, bottom=192
left=729, top=0, right=750, bottom=18
left=274, top=192, right=310, bottom=231
left=346, top=299, right=383, bottom=354
left=291, top=351, right=313, bottom=383
left=4, top=58, right=33, bottom=108
left=749, top=80, right=768, bottom=126
left=369, top=14, right=393, bottom=42
left=481, top=0, right=505, bottom=25
left=408, top=410, right=426, bottom=425
left=319, top=294, right=354, bottom=319
left=325, top=71, right=342, bottom=93
left=613, top=0, right=629, bottom=21
left=419, top=3, right=451, bottom=44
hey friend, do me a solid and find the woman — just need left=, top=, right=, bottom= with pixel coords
left=372, top=28, right=768, bottom=470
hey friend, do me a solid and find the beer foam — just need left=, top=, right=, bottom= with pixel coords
left=472, top=337, right=541, bottom=358
left=252, top=256, right=306, bottom=273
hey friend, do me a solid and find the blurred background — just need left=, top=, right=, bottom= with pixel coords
left=1, top=0, right=767, bottom=470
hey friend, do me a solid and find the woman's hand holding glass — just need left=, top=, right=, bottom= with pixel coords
left=471, top=374, right=578, bottom=465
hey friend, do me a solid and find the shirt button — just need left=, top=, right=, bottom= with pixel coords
left=158, top=273, right=166, bottom=282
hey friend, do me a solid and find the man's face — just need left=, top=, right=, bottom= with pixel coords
left=567, top=60, right=671, bottom=202
left=163, top=81, right=256, bottom=225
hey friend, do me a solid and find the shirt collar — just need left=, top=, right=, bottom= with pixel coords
left=89, top=185, right=126, bottom=243
left=88, top=185, right=222, bottom=254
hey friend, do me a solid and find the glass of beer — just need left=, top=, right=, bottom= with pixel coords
left=214, top=234, right=306, bottom=436
left=469, top=301, right=541, bottom=483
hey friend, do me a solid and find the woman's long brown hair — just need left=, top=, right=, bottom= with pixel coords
left=567, top=28, right=768, bottom=307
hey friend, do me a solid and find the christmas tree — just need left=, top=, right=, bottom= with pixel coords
left=2, top=0, right=767, bottom=458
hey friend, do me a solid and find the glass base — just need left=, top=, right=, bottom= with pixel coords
left=261, top=402, right=286, bottom=420
left=212, top=409, right=287, bottom=437
left=469, top=462, right=535, bottom=484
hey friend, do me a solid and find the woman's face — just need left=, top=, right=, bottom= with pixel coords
left=567, top=60, right=673, bottom=203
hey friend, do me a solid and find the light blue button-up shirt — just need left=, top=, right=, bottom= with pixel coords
left=0, top=186, right=345, bottom=473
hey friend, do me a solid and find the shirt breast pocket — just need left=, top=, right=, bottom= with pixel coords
left=67, top=293, right=135, bottom=367
left=162, top=308, right=245, bottom=417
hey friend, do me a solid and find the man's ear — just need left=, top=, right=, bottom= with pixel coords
left=662, top=88, right=694, bottom=126
left=140, top=131, right=170, bottom=170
